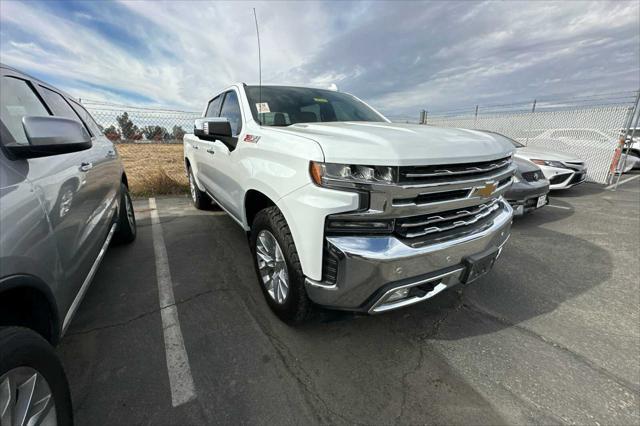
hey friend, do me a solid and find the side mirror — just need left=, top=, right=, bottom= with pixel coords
left=6, top=116, right=92, bottom=159
left=194, top=117, right=232, bottom=140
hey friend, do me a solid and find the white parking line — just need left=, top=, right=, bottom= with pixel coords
left=546, top=204, right=571, bottom=210
left=605, top=174, right=640, bottom=190
left=149, top=198, right=196, bottom=407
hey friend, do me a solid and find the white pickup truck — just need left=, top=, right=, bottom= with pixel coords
left=184, top=84, right=515, bottom=322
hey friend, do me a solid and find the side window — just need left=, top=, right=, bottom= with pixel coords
left=38, top=86, right=82, bottom=122
left=205, top=96, right=222, bottom=117
left=219, top=91, right=242, bottom=136
left=70, top=100, right=103, bottom=136
left=0, top=76, right=50, bottom=145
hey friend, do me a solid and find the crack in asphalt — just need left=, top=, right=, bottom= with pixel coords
left=394, top=291, right=465, bottom=424
left=63, top=288, right=225, bottom=338
left=462, top=301, right=640, bottom=395
left=259, top=326, right=366, bottom=426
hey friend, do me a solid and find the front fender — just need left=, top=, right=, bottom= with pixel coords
left=277, top=184, right=359, bottom=281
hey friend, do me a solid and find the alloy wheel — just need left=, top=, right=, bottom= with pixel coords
left=125, top=192, right=135, bottom=230
left=189, top=172, right=197, bottom=203
left=0, top=367, right=57, bottom=426
left=256, top=230, right=289, bottom=304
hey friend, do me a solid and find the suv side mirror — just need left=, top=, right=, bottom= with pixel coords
left=6, top=116, right=92, bottom=159
left=194, top=117, right=232, bottom=140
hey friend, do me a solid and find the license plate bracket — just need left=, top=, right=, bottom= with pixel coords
left=536, top=194, right=547, bottom=209
left=461, top=247, right=500, bottom=284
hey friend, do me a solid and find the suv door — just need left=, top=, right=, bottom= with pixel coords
left=205, top=89, right=245, bottom=219
left=0, top=73, right=111, bottom=315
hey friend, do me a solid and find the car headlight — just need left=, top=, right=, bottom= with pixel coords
left=531, top=159, right=566, bottom=168
left=310, top=162, right=397, bottom=186
left=513, top=175, right=521, bottom=183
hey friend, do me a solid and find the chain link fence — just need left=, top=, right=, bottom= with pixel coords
left=82, top=99, right=200, bottom=144
left=422, top=91, right=640, bottom=184
left=80, top=100, right=200, bottom=195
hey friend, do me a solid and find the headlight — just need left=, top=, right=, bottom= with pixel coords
left=513, top=175, right=521, bottom=183
left=310, top=162, right=397, bottom=186
left=531, top=159, right=566, bottom=168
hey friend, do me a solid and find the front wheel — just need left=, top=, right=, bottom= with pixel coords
left=250, top=207, right=312, bottom=324
left=0, top=327, right=73, bottom=426
left=113, top=182, right=136, bottom=244
left=188, top=167, right=211, bottom=210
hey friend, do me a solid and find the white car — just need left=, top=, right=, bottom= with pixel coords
left=508, top=138, right=587, bottom=190
left=527, top=128, right=638, bottom=174
left=184, top=84, right=515, bottom=322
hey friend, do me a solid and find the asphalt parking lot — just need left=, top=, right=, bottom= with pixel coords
left=58, top=176, right=640, bottom=425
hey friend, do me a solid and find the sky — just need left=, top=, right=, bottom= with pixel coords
left=0, top=0, right=638, bottom=118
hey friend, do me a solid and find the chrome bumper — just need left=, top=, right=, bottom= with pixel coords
left=305, top=200, right=513, bottom=312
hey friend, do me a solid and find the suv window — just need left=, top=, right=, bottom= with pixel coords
left=38, top=86, right=82, bottom=122
left=219, top=91, right=242, bottom=136
left=0, top=76, right=50, bottom=145
left=206, top=96, right=222, bottom=117
left=70, top=100, right=102, bottom=136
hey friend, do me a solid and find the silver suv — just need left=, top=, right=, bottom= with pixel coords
left=0, top=64, right=136, bottom=425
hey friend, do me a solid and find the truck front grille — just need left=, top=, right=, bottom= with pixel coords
left=398, top=157, right=512, bottom=184
left=395, top=199, right=501, bottom=239
left=326, top=156, right=515, bottom=244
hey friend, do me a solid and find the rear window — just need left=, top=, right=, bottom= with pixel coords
left=39, top=86, right=82, bottom=122
left=70, top=100, right=103, bottom=136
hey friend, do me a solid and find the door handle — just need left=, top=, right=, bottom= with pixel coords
left=206, top=148, right=215, bottom=154
left=106, top=150, right=116, bottom=157
left=192, top=144, right=199, bottom=150
left=79, top=162, right=93, bottom=172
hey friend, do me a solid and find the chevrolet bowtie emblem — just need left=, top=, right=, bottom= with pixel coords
left=472, top=182, right=497, bottom=197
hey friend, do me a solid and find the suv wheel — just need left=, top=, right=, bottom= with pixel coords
left=0, top=327, right=73, bottom=426
left=188, top=167, right=211, bottom=210
left=113, top=182, right=136, bottom=244
left=250, top=207, right=312, bottom=323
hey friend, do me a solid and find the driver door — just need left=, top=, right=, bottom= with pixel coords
left=203, top=89, right=244, bottom=219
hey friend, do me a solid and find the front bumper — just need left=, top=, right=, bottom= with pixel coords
left=505, top=180, right=550, bottom=215
left=542, top=165, right=587, bottom=189
left=305, top=200, right=513, bottom=312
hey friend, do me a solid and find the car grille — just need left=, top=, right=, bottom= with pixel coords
left=325, top=156, right=515, bottom=249
left=398, top=156, right=512, bottom=184
left=395, top=199, right=501, bottom=239
left=550, top=173, right=571, bottom=185
left=522, top=170, right=544, bottom=182
left=569, top=171, right=586, bottom=184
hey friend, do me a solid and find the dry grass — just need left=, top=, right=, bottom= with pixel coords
left=116, top=143, right=188, bottom=197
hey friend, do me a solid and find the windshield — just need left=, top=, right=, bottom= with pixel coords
left=245, top=86, right=386, bottom=126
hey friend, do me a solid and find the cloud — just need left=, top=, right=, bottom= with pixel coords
left=0, top=0, right=638, bottom=116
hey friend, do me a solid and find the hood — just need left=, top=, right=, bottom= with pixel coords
left=514, top=156, right=542, bottom=174
left=516, top=146, right=582, bottom=162
left=271, top=122, right=514, bottom=165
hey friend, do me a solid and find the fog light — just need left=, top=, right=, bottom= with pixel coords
left=386, top=287, right=410, bottom=302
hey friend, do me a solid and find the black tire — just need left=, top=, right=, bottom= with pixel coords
left=0, top=327, right=73, bottom=426
left=250, top=206, right=312, bottom=324
left=188, top=167, right=211, bottom=210
left=113, top=182, right=136, bottom=244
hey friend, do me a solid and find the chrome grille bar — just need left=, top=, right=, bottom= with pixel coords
left=400, top=202, right=501, bottom=239
left=399, top=199, right=499, bottom=228
left=403, top=158, right=511, bottom=178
